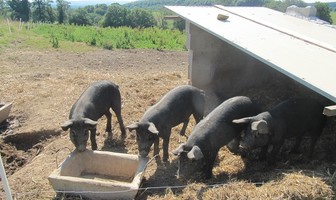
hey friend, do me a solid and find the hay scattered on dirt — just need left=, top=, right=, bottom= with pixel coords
left=0, top=48, right=335, bottom=199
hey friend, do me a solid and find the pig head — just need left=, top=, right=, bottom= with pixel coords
left=61, top=80, right=126, bottom=152
left=233, top=98, right=327, bottom=163
left=61, top=118, right=98, bottom=151
left=126, top=121, right=159, bottom=158
left=127, top=85, right=205, bottom=162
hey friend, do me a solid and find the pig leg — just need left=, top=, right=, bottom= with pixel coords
left=267, top=143, right=282, bottom=165
left=112, top=106, right=126, bottom=137
left=105, top=111, right=112, bottom=141
left=308, top=134, right=319, bottom=158
left=193, top=112, right=203, bottom=123
left=153, top=136, right=160, bottom=159
left=203, top=152, right=217, bottom=179
left=162, top=128, right=171, bottom=162
left=179, top=119, right=189, bottom=143
left=259, top=145, right=268, bottom=161
left=290, top=136, right=302, bottom=154
left=90, top=129, right=98, bottom=150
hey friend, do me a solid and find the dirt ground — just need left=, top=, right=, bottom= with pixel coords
left=0, top=47, right=335, bottom=199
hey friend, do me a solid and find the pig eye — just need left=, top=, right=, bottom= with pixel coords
left=71, top=131, right=77, bottom=136
left=148, top=134, right=155, bottom=140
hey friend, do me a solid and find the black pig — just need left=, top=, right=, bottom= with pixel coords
left=173, top=96, right=261, bottom=179
left=233, top=98, right=326, bottom=164
left=127, top=85, right=205, bottom=162
left=61, top=80, right=126, bottom=151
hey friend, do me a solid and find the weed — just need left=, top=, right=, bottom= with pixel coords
left=50, top=33, right=59, bottom=48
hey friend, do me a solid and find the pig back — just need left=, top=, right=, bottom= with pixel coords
left=269, top=98, right=326, bottom=137
left=141, top=85, right=204, bottom=127
left=70, top=80, right=120, bottom=120
left=187, top=96, right=261, bottom=149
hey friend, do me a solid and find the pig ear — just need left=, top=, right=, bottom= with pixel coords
left=232, top=117, right=253, bottom=124
left=61, top=120, right=73, bottom=131
left=252, top=120, right=269, bottom=134
left=187, top=145, right=204, bottom=160
left=172, top=144, right=185, bottom=156
left=83, top=118, right=98, bottom=129
left=126, top=122, right=139, bottom=132
left=148, top=122, right=159, bottom=135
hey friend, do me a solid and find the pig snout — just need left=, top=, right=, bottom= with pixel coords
left=76, top=144, right=87, bottom=152
left=139, top=149, right=150, bottom=157
left=239, top=141, right=252, bottom=151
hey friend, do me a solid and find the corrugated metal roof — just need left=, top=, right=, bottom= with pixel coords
left=166, top=6, right=336, bottom=102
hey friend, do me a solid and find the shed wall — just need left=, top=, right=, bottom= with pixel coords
left=188, top=23, right=330, bottom=113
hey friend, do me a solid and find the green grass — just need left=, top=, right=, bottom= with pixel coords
left=31, top=24, right=186, bottom=51
left=331, top=11, right=336, bottom=25
left=0, top=20, right=95, bottom=52
left=0, top=19, right=186, bottom=52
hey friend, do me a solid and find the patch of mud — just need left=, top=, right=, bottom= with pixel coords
left=1, top=117, right=62, bottom=175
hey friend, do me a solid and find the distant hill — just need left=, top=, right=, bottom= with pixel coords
left=52, top=0, right=136, bottom=8
left=327, top=2, right=336, bottom=8
left=123, top=0, right=238, bottom=10
left=124, top=0, right=336, bottom=10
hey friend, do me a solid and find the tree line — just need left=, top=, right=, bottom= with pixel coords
left=0, top=0, right=333, bottom=26
left=0, top=0, right=164, bottom=28
left=124, top=0, right=333, bottom=23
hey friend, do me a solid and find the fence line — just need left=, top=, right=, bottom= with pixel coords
left=9, top=180, right=266, bottom=198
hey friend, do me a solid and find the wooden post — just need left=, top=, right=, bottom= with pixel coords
left=6, top=18, right=11, bottom=33
left=0, top=154, right=13, bottom=200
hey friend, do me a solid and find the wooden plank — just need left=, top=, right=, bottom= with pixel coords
left=323, top=105, right=336, bottom=116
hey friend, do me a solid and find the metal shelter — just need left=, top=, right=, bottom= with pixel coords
left=167, top=6, right=336, bottom=114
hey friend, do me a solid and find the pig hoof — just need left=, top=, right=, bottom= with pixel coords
left=106, top=131, right=113, bottom=141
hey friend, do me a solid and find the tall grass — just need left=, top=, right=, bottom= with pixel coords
left=331, top=11, right=336, bottom=25
left=31, top=24, right=187, bottom=51
left=0, top=20, right=186, bottom=51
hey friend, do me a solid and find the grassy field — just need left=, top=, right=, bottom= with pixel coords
left=0, top=19, right=186, bottom=52
left=0, top=18, right=335, bottom=200
left=331, top=11, right=336, bottom=24
left=31, top=24, right=186, bottom=50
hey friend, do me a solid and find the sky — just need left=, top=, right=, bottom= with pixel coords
left=68, top=0, right=137, bottom=3
left=51, top=0, right=335, bottom=5
left=303, top=0, right=335, bottom=3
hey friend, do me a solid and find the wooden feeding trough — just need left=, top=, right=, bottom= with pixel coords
left=0, top=102, right=12, bottom=124
left=48, top=150, right=149, bottom=200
